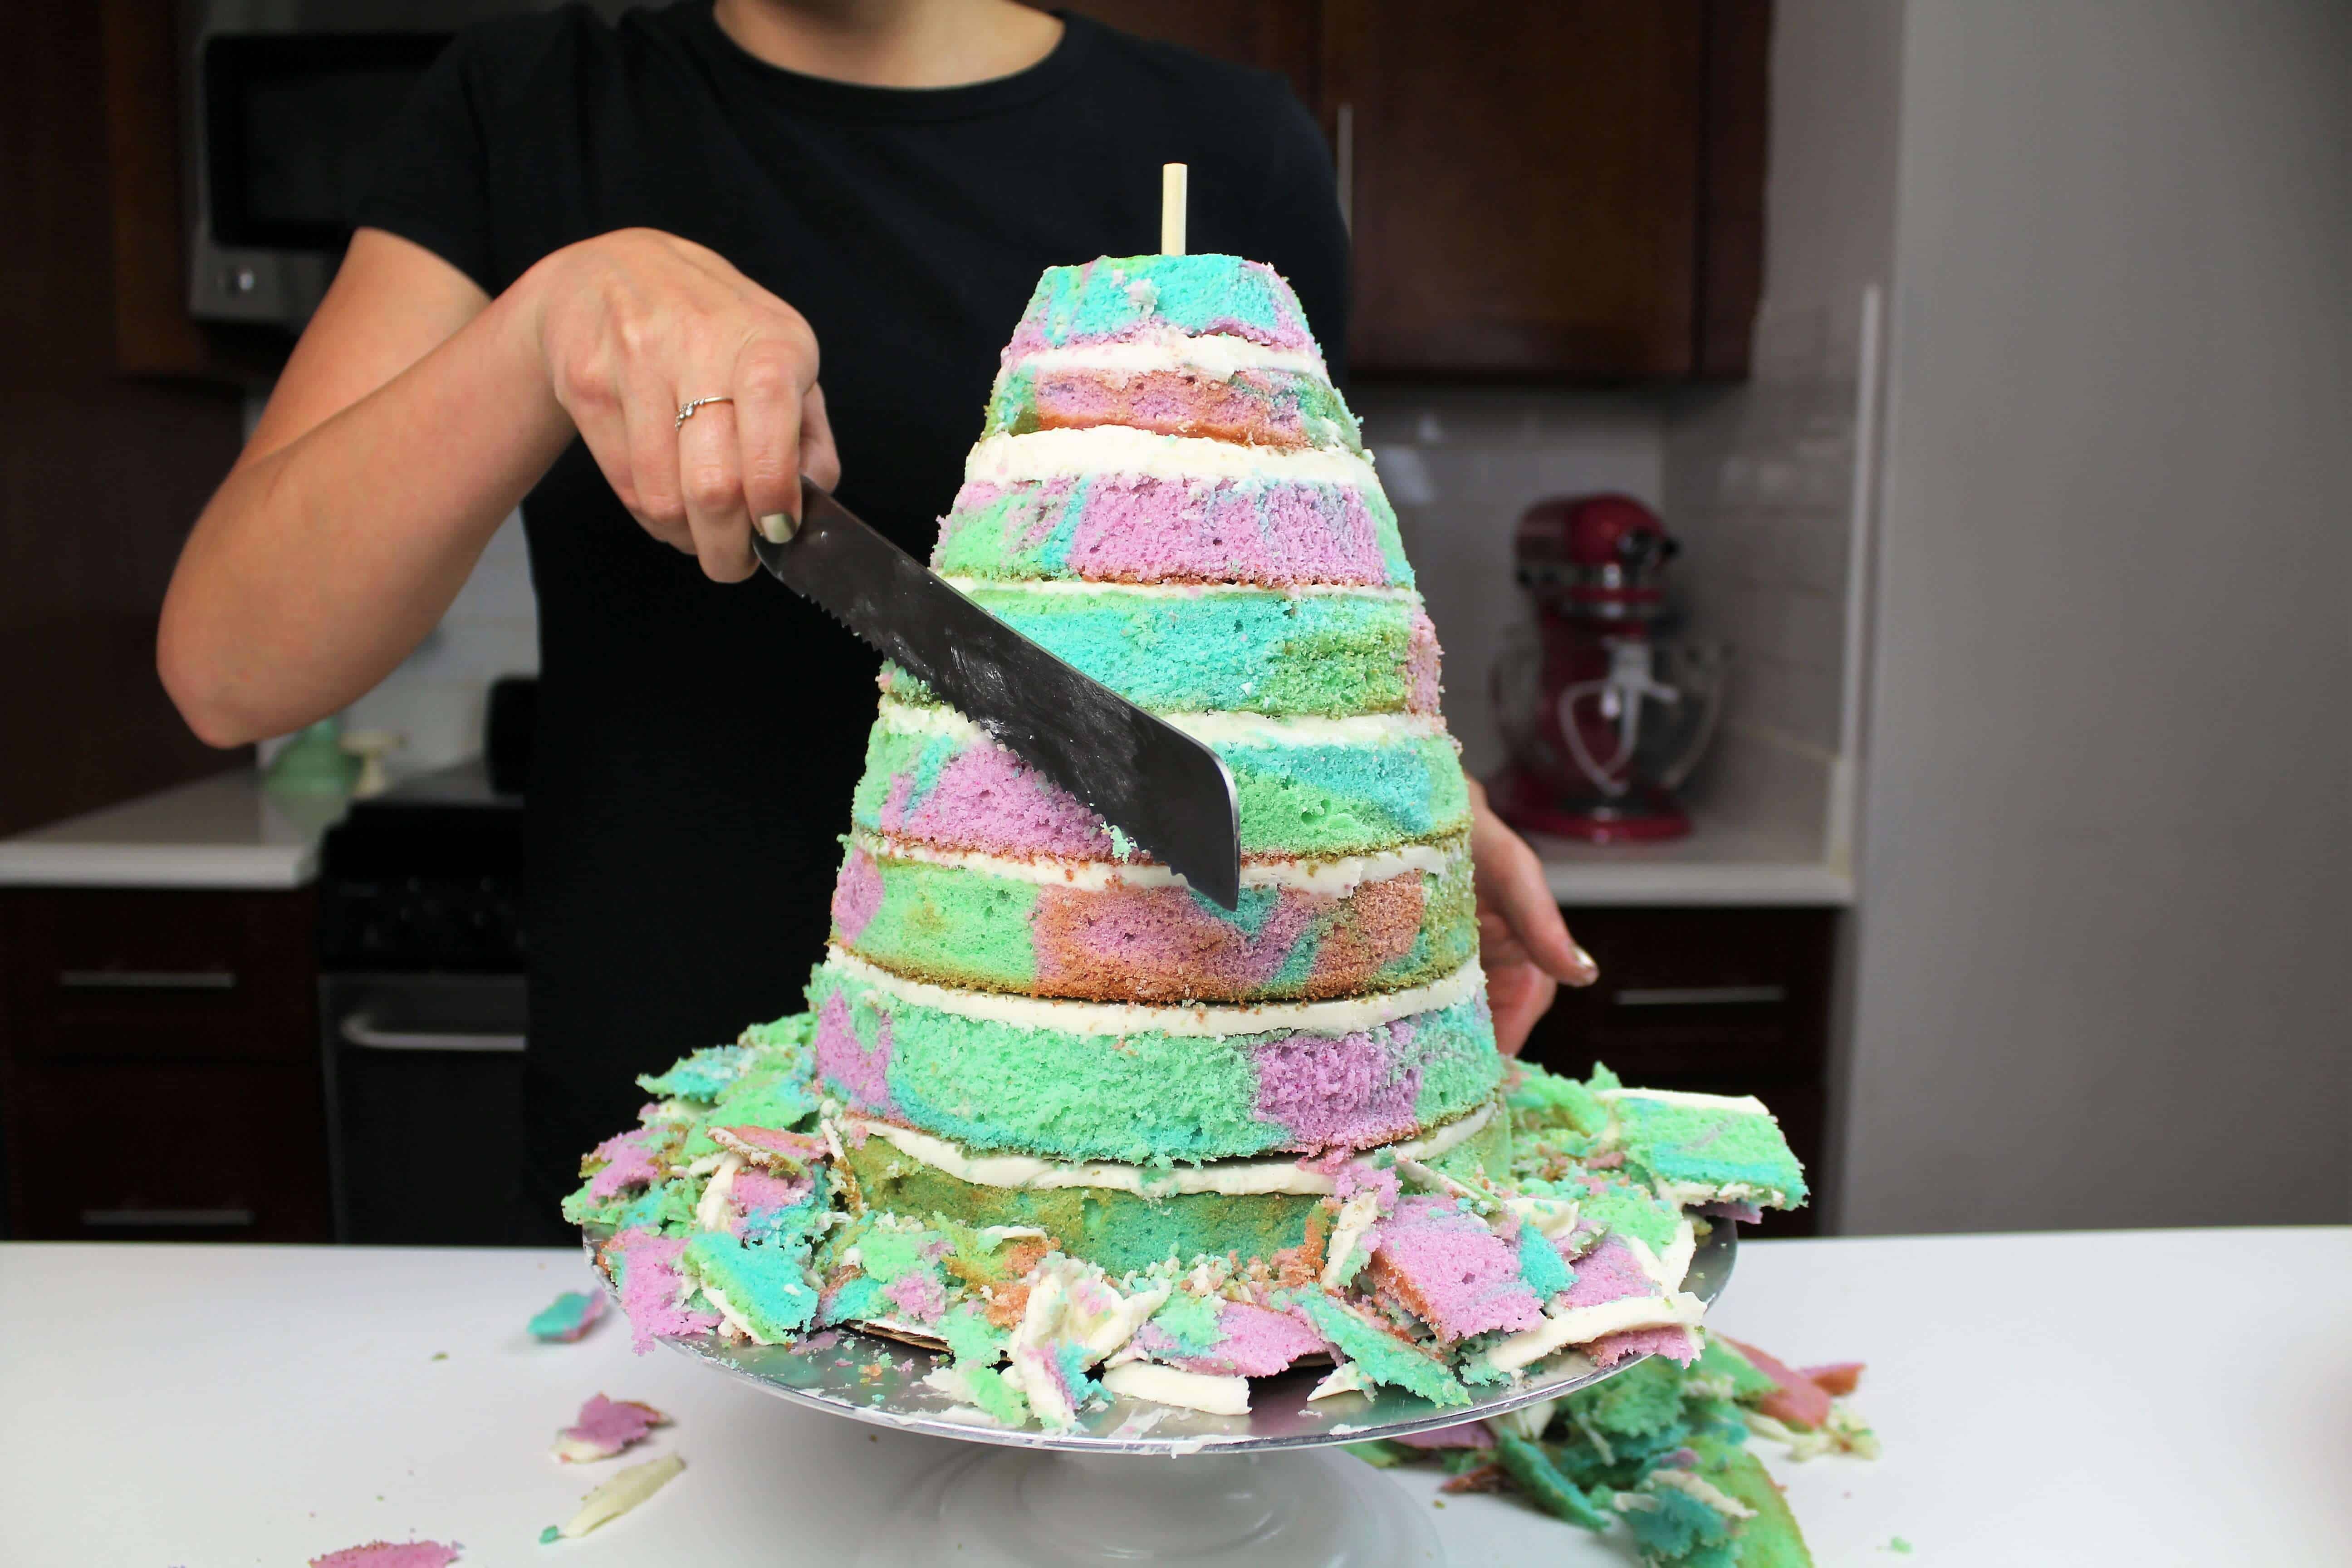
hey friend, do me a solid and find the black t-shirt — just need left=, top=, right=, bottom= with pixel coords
left=352, top=1, right=1349, bottom=1210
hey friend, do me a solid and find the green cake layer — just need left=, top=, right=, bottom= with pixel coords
left=831, top=836, right=1476, bottom=1004
left=807, top=951, right=1502, bottom=1164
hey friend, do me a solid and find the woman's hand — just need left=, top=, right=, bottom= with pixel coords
left=1467, top=776, right=1597, bottom=1055
left=524, top=229, right=843, bottom=582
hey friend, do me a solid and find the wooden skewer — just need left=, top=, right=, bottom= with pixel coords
left=1161, top=162, right=1188, bottom=256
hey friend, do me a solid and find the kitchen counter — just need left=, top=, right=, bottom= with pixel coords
left=0, top=769, right=343, bottom=889
left=1537, top=818, right=1854, bottom=906
left=4, top=1227, right=2342, bottom=1564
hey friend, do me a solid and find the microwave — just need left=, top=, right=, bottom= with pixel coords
left=181, top=1, right=637, bottom=327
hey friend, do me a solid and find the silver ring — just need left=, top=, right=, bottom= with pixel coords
left=675, top=396, right=734, bottom=430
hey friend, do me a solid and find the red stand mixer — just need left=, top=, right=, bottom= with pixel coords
left=1490, top=494, right=1726, bottom=843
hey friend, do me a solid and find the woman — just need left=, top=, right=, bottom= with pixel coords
left=158, top=0, right=1593, bottom=1228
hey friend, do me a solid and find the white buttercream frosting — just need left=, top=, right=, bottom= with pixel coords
left=1482, top=1289, right=1708, bottom=1374
left=843, top=1100, right=1494, bottom=1197
left=848, top=831, right=1463, bottom=897
left=1100, top=1362, right=1252, bottom=1416
left=823, top=945, right=1484, bottom=1038
left=965, top=427, right=1378, bottom=490
left=874, top=695, right=1446, bottom=750
left=1596, top=1086, right=1773, bottom=1116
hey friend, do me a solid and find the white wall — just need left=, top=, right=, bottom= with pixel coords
left=1662, top=0, right=1906, bottom=865
left=1842, top=0, right=2352, bottom=1232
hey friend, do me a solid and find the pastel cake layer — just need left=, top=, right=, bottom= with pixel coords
left=831, top=834, right=1475, bottom=1004
left=807, top=949, right=1500, bottom=1164
left=915, top=581, right=1439, bottom=718
left=985, top=355, right=1362, bottom=453
left=850, top=699, right=1470, bottom=861
left=834, top=1100, right=1509, bottom=1277
left=1000, top=253, right=1323, bottom=359
left=1600, top=1087, right=1811, bottom=1209
left=935, top=428, right=1410, bottom=589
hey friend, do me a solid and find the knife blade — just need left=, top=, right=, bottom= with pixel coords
left=751, top=480, right=1242, bottom=910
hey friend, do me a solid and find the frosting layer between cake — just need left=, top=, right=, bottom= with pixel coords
left=831, top=833, right=1476, bottom=1003
left=808, top=950, right=1500, bottom=1163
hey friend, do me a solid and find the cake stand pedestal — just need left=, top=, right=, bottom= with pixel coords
left=603, top=1224, right=1736, bottom=1568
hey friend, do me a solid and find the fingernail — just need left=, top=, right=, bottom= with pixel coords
left=1570, top=944, right=1600, bottom=984
left=757, top=512, right=798, bottom=543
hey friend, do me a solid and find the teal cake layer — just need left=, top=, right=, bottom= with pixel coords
left=807, top=953, right=1502, bottom=1163
left=831, top=837, right=1477, bottom=1004
left=849, top=704, right=1471, bottom=861
left=907, top=583, right=1436, bottom=718
left=999, top=255, right=1322, bottom=360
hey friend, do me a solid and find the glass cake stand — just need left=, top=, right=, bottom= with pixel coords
left=592, top=1224, right=1736, bottom=1567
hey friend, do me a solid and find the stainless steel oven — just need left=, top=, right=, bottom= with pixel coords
left=316, top=757, right=544, bottom=1244
left=180, top=1, right=637, bottom=326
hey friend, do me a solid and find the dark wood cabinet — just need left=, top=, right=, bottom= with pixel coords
left=1523, top=906, right=1835, bottom=1237
left=0, top=887, right=329, bottom=1241
left=1074, top=0, right=1770, bottom=382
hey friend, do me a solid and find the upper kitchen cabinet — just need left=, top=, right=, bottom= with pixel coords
left=1329, top=0, right=1767, bottom=380
left=1069, top=0, right=1323, bottom=103
left=1082, top=0, right=1770, bottom=383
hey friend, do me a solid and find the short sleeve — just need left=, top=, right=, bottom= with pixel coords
left=1248, top=88, right=1352, bottom=388
left=347, top=28, right=501, bottom=295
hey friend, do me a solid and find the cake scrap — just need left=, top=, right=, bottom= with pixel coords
left=528, top=1289, right=605, bottom=1343
left=1357, top=1333, right=1876, bottom=1566
left=544, top=1453, right=685, bottom=1541
left=552, top=1394, right=670, bottom=1462
left=309, top=1543, right=461, bottom=1568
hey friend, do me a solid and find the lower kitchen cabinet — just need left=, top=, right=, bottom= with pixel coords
left=0, top=887, right=329, bottom=1241
left=1523, top=906, right=1838, bottom=1238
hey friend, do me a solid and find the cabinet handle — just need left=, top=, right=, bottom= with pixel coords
left=58, top=970, right=237, bottom=992
left=1614, top=985, right=1788, bottom=1008
left=1335, top=101, right=1355, bottom=235
left=80, top=1206, right=256, bottom=1228
left=340, top=1013, right=525, bottom=1054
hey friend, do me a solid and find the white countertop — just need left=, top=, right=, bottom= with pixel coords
left=1537, top=818, right=1854, bottom=906
left=0, top=769, right=344, bottom=889
left=4, top=1227, right=2342, bottom=1565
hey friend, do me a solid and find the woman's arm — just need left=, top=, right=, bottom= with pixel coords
left=159, top=226, right=838, bottom=746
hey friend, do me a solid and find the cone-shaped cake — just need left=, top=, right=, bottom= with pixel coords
left=568, top=255, right=1808, bottom=1433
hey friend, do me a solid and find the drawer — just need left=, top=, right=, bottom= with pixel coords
left=1, top=887, right=316, bottom=1063
left=5, top=1057, right=329, bottom=1241
left=1527, top=906, right=1837, bottom=1082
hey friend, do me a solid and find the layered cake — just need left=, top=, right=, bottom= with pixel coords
left=568, top=254, right=1808, bottom=1442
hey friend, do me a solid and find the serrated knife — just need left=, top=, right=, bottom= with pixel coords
left=750, top=479, right=1243, bottom=910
